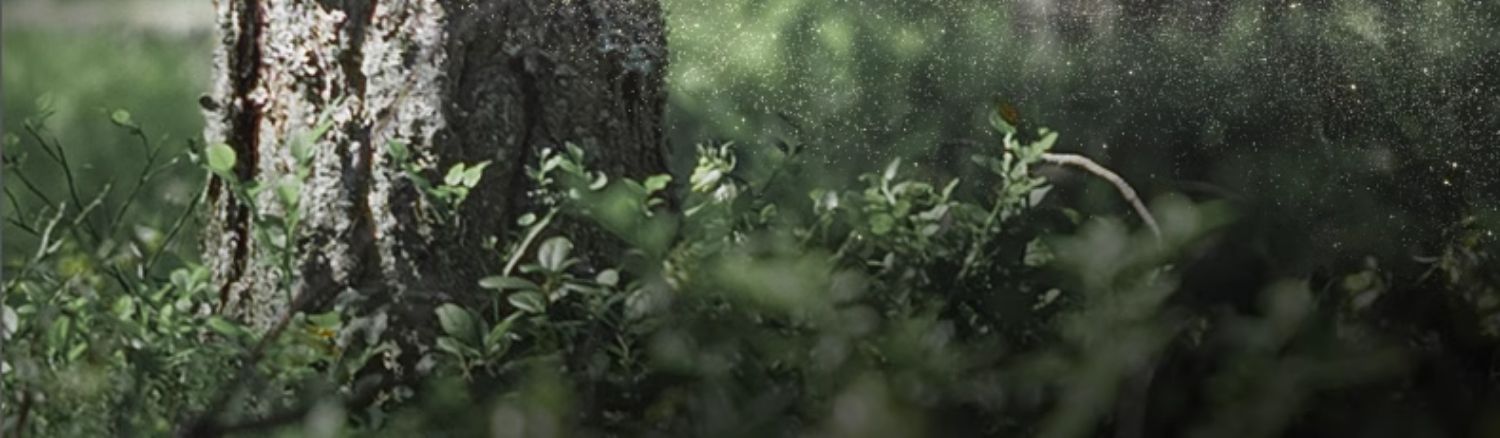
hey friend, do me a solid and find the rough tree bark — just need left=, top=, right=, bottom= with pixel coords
left=200, top=0, right=668, bottom=339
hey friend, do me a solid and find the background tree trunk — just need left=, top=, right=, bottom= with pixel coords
left=200, top=0, right=668, bottom=340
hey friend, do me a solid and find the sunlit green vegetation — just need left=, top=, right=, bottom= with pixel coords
left=4, top=0, right=1500, bottom=436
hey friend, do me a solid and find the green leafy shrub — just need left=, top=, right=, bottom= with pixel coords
left=4, top=108, right=1497, bottom=437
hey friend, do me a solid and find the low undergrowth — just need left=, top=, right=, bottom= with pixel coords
left=3, top=105, right=1499, bottom=437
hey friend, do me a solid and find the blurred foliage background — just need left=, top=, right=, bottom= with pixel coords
left=5, top=0, right=1498, bottom=267
left=664, top=0, right=1500, bottom=268
left=4, top=0, right=1500, bottom=435
left=2, top=0, right=211, bottom=261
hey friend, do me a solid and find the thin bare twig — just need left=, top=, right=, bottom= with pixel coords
left=25, top=122, right=100, bottom=242
left=109, top=127, right=167, bottom=230
left=1039, top=152, right=1162, bottom=241
left=10, top=163, right=59, bottom=212
left=143, top=173, right=208, bottom=278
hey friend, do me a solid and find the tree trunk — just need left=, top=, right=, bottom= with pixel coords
left=200, top=0, right=668, bottom=339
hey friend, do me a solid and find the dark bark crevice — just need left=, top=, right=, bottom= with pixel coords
left=345, top=3, right=385, bottom=300
left=216, top=0, right=266, bottom=310
left=341, top=0, right=381, bottom=294
left=505, top=49, right=547, bottom=233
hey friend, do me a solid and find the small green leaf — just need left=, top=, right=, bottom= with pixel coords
left=1034, top=131, right=1059, bottom=152
left=892, top=200, right=911, bottom=218
left=484, top=313, right=522, bottom=354
left=436, top=336, right=477, bottom=358
left=308, top=311, right=342, bottom=329
left=67, top=344, right=86, bottom=361
left=916, top=204, right=949, bottom=222
left=290, top=136, right=314, bottom=164
left=110, top=109, right=137, bottom=129
left=444, top=163, right=467, bottom=187
left=920, top=224, right=941, bottom=236
left=435, top=303, right=480, bottom=346
left=1, top=305, right=19, bottom=340
left=171, top=269, right=193, bottom=292
left=207, top=144, right=237, bottom=173
left=941, top=178, right=961, bottom=201
left=1032, top=288, right=1062, bottom=310
left=1342, top=271, right=1377, bottom=292
left=1028, top=184, right=1053, bottom=207
left=112, top=296, right=138, bottom=320
left=882, top=159, right=902, bottom=182
left=46, top=316, right=72, bottom=349
left=517, top=213, right=538, bottom=226
left=386, top=141, right=410, bottom=163
left=643, top=174, right=672, bottom=193
left=565, top=142, right=585, bottom=161
left=595, top=269, right=620, bottom=287
left=691, top=168, right=723, bottom=193
left=308, top=117, right=336, bottom=144
left=536, top=237, right=573, bottom=272
left=541, top=153, right=565, bottom=173
left=206, top=316, right=248, bottom=340
left=461, top=161, right=491, bottom=188
left=277, top=175, right=303, bottom=208
left=479, top=276, right=540, bottom=292
left=508, top=291, right=547, bottom=314
left=869, top=213, right=895, bottom=235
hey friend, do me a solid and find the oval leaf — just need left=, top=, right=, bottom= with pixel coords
left=478, top=276, right=540, bottom=292
left=206, top=316, right=248, bottom=341
left=882, top=159, right=902, bottom=182
left=110, top=109, right=136, bottom=129
left=595, top=269, right=620, bottom=287
left=517, top=213, right=538, bottom=227
left=385, top=141, right=410, bottom=162
left=1, top=305, right=18, bottom=339
left=207, top=144, right=237, bottom=173
left=462, top=161, right=490, bottom=187
left=537, top=237, right=573, bottom=272
left=436, top=336, right=477, bottom=358
left=444, top=163, right=467, bottom=187
left=508, top=291, right=547, bottom=314
left=277, top=176, right=303, bottom=208
left=434, top=303, right=480, bottom=345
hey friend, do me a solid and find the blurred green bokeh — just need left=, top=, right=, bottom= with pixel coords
left=3, top=2, right=212, bottom=260
left=663, top=0, right=1500, bottom=268
left=5, top=0, right=1498, bottom=268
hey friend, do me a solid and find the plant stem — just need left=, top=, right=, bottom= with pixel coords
left=1039, top=152, right=1162, bottom=241
left=504, top=209, right=558, bottom=277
